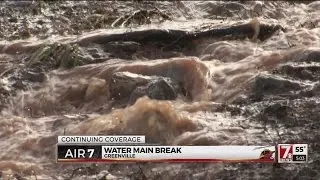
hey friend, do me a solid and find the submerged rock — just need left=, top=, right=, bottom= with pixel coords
left=110, top=72, right=151, bottom=100
left=263, top=103, right=292, bottom=119
left=22, top=70, right=46, bottom=83
left=147, top=78, right=177, bottom=100
left=87, top=47, right=105, bottom=59
left=252, top=73, right=303, bottom=100
left=110, top=71, right=180, bottom=103
left=274, top=63, right=320, bottom=81
left=128, top=86, right=148, bottom=105
left=291, top=49, right=320, bottom=63
left=301, top=82, right=320, bottom=97
left=104, top=41, right=140, bottom=59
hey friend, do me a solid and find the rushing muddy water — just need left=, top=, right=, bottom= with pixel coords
left=0, top=1, right=320, bottom=180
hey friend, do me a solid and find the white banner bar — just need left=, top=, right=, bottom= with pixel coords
left=58, top=136, right=145, bottom=144
left=100, top=146, right=276, bottom=162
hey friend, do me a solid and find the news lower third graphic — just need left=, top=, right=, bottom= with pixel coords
left=56, top=144, right=275, bottom=163
left=277, top=144, right=308, bottom=163
left=56, top=136, right=308, bottom=163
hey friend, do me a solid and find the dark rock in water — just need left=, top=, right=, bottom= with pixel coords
left=8, top=17, right=18, bottom=23
left=87, top=48, right=103, bottom=59
left=12, top=80, right=25, bottom=90
left=273, top=63, right=320, bottom=81
left=51, top=118, right=68, bottom=132
left=258, top=24, right=283, bottom=41
left=147, top=78, right=177, bottom=100
left=252, top=73, right=303, bottom=100
left=291, top=49, right=320, bottom=63
left=104, top=41, right=140, bottom=59
left=127, top=78, right=179, bottom=105
left=22, top=70, right=46, bottom=83
left=0, top=86, right=10, bottom=96
left=263, top=103, right=292, bottom=119
left=302, top=82, right=320, bottom=97
left=231, top=94, right=250, bottom=105
left=110, top=72, right=180, bottom=103
left=128, top=86, right=148, bottom=105
left=107, top=41, right=140, bottom=52
left=254, top=99, right=320, bottom=129
left=303, top=50, right=320, bottom=63
left=312, top=82, right=320, bottom=95
left=110, top=72, right=152, bottom=100
left=252, top=102, right=296, bottom=128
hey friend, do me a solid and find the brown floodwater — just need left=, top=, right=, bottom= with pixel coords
left=0, top=1, right=319, bottom=180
